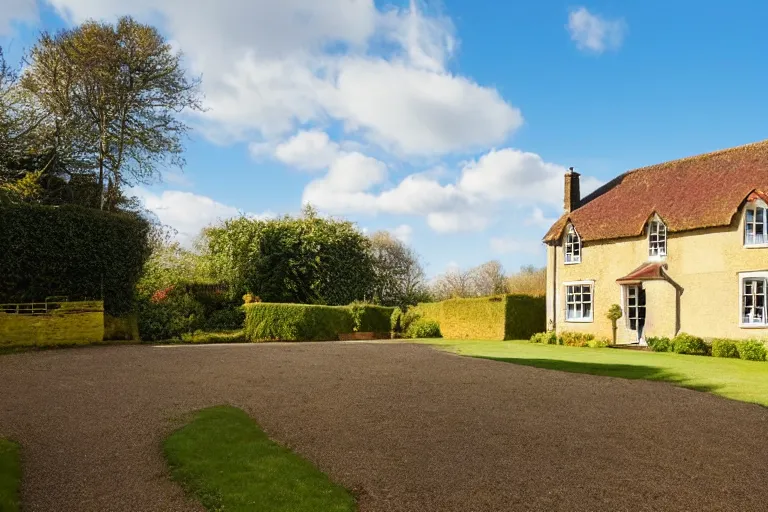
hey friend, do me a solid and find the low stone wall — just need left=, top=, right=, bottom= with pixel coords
left=0, top=301, right=104, bottom=347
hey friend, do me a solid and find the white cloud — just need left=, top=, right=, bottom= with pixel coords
left=43, top=0, right=521, bottom=156
left=0, top=0, right=37, bottom=35
left=302, top=151, right=388, bottom=213
left=567, top=7, right=626, bottom=53
left=490, top=237, right=542, bottom=255
left=525, top=207, right=557, bottom=228
left=273, top=130, right=339, bottom=171
left=133, top=189, right=272, bottom=245
left=389, top=224, right=413, bottom=244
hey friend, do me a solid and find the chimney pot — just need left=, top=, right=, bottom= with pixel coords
left=564, top=168, right=581, bottom=212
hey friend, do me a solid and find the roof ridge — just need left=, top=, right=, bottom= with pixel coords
left=624, top=138, right=768, bottom=176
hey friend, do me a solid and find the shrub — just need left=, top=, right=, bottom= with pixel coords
left=0, top=204, right=150, bottom=315
left=738, top=340, right=767, bottom=362
left=646, top=336, right=673, bottom=352
left=390, top=307, right=403, bottom=334
left=406, top=319, right=441, bottom=338
left=242, top=293, right=260, bottom=304
left=204, top=306, right=245, bottom=330
left=244, top=303, right=353, bottom=342
left=355, top=304, right=394, bottom=332
left=588, top=337, right=611, bottom=348
left=530, top=331, right=558, bottom=344
left=671, top=333, right=709, bottom=355
left=560, top=331, right=594, bottom=347
left=711, top=338, right=740, bottom=358
left=137, top=288, right=205, bottom=341
left=180, top=330, right=247, bottom=344
left=401, top=308, right=423, bottom=334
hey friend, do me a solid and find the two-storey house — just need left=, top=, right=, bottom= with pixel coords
left=543, top=141, right=768, bottom=344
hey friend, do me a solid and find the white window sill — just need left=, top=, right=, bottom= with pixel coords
left=565, top=317, right=593, bottom=323
left=564, top=260, right=581, bottom=265
left=739, top=323, right=767, bottom=329
left=648, top=254, right=667, bottom=262
left=744, top=243, right=768, bottom=249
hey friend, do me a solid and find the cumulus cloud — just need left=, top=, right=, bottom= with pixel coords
left=133, top=189, right=272, bottom=245
left=389, top=224, right=413, bottom=244
left=273, top=130, right=340, bottom=171
left=567, top=7, right=626, bottom=53
left=0, top=0, right=37, bottom=35
left=525, top=207, right=558, bottom=228
left=44, top=0, right=521, bottom=156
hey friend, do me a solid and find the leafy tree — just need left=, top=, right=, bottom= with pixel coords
left=202, top=207, right=376, bottom=305
left=20, top=16, right=202, bottom=209
left=369, top=231, right=428, bottom=307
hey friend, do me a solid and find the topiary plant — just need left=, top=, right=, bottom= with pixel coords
left=606, top=304, right=623, bottom=346
left=738, top=340, right=767, bottom=361
left=671, top=333, right=708, bottom=355
left=711, top=338, right=740, bottom=358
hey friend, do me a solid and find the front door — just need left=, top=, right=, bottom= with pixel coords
left=626, top=285, right=647, bottom=342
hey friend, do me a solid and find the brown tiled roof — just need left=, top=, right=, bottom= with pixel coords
left=543, top=140, right=768, bottom=243
left=616, top=262, right=667, bottom=284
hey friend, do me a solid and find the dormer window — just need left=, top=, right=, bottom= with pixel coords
left=564, top=224, right=581, bottom=264
left=745, top=200, right=767, bottom=246
left=648, top=217, right=667, bottom=258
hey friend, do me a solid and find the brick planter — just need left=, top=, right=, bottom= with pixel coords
left=338, top=332, right=391, bottom=341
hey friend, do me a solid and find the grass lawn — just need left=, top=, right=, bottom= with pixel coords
left=164, top=406, right=356, bottom=512
left=416, top=339, right=768, bottom=407
left=0, top=439, right=21, bottom=512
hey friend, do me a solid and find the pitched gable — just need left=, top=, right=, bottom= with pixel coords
left=544, top=140, right=768, bottom=243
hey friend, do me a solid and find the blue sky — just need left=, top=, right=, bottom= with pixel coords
left=2, top=0, right=767, bottom=278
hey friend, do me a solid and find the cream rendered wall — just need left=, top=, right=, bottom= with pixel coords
left=547, top=205, right=768, bottom=341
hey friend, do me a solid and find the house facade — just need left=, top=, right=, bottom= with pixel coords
left=544, top=141, right=768, bottom=344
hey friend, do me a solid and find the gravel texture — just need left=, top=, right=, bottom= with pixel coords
left=0, top=342, right=767, bottom=512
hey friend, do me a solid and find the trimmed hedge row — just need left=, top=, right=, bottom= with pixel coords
left=0, top=204, right=150, bottom=315
left=411, top=295, right=545, bottom=341
left=647, top=335, right=767, bottom=361
left=530, top=331, right=610, bottom=348
left=244, top=303, right=394, bottom=342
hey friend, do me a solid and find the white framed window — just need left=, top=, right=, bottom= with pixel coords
left=648, top=218, right=667, bottom=258
left=564, top=281, right=593, bottom=322
left=745, top=202, right=768, bottom=247
left=624, top=285, right=646, bottom=331
left=564, top=224, right=581, bottom=264
left=740, top=271, right=767, bottom=327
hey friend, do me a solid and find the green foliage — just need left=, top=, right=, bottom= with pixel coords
left=349, top=301, right=365, bottom=332
left=606, top=304, right=623, bottom=322
left=560, top=331, right=595, bottom=347
left=204, top=306, right=245, bottom=331
left=0, top=439, right=20, bottom=512
left=400, top=308, right=423, bottom=334
left=355, top=304, right=395, bottom=332
left=646, top=336, right=673, bottom=352
left=738, top=340, right=767, bottom=362
left=405, top=318, right=441, bottom=338
left=588, top=337, right=611, bottom=348
left=413, top=295, right=545, bottom=341
left=529, top=332, right=558, bottom=344
left=0, top=204, right=150, bottom=315
left=179, top=330, right=246, bottom=344
left=390, top=307, right=403, bottom=334
left=137, top=288, right=205, bottom=341
left=671, top=333, right=709, bottom=355
left=244, top=303, right=354, bottom=342
left=164, top=406, right=355, bottom=512
left=202, top=209, right=375, bottom=305
left=711, top=339, right=740, bottom=359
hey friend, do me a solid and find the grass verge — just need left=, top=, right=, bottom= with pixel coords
left=0, top=439, right=21, bottom=512
left=414, top=339, right=768, bottom=407
left=164, top=406, right=356, bottom=512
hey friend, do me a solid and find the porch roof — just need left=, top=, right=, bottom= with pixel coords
left=616, top=262, right=667, bottom=284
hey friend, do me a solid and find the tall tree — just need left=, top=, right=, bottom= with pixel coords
left=369, top=231, right=428, bottom=307
left=469, top=260, right=507, bottom=296
left=21, top=17, right=202, bottom=209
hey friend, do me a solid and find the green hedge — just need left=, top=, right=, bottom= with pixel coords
left=412, top=294, right=545, bottom=341
left=243, top=303, right=393, bottom=342
left=0, top=204, right=150, bottom=315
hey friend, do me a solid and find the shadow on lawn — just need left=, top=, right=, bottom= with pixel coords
left=477, top=357, right=722, bottom=394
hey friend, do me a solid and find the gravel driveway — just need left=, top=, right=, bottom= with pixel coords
left=0, top=342, right=766, bottom=512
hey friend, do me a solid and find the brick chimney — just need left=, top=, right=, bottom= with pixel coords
left=564, top=167, right=581, bottom=212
